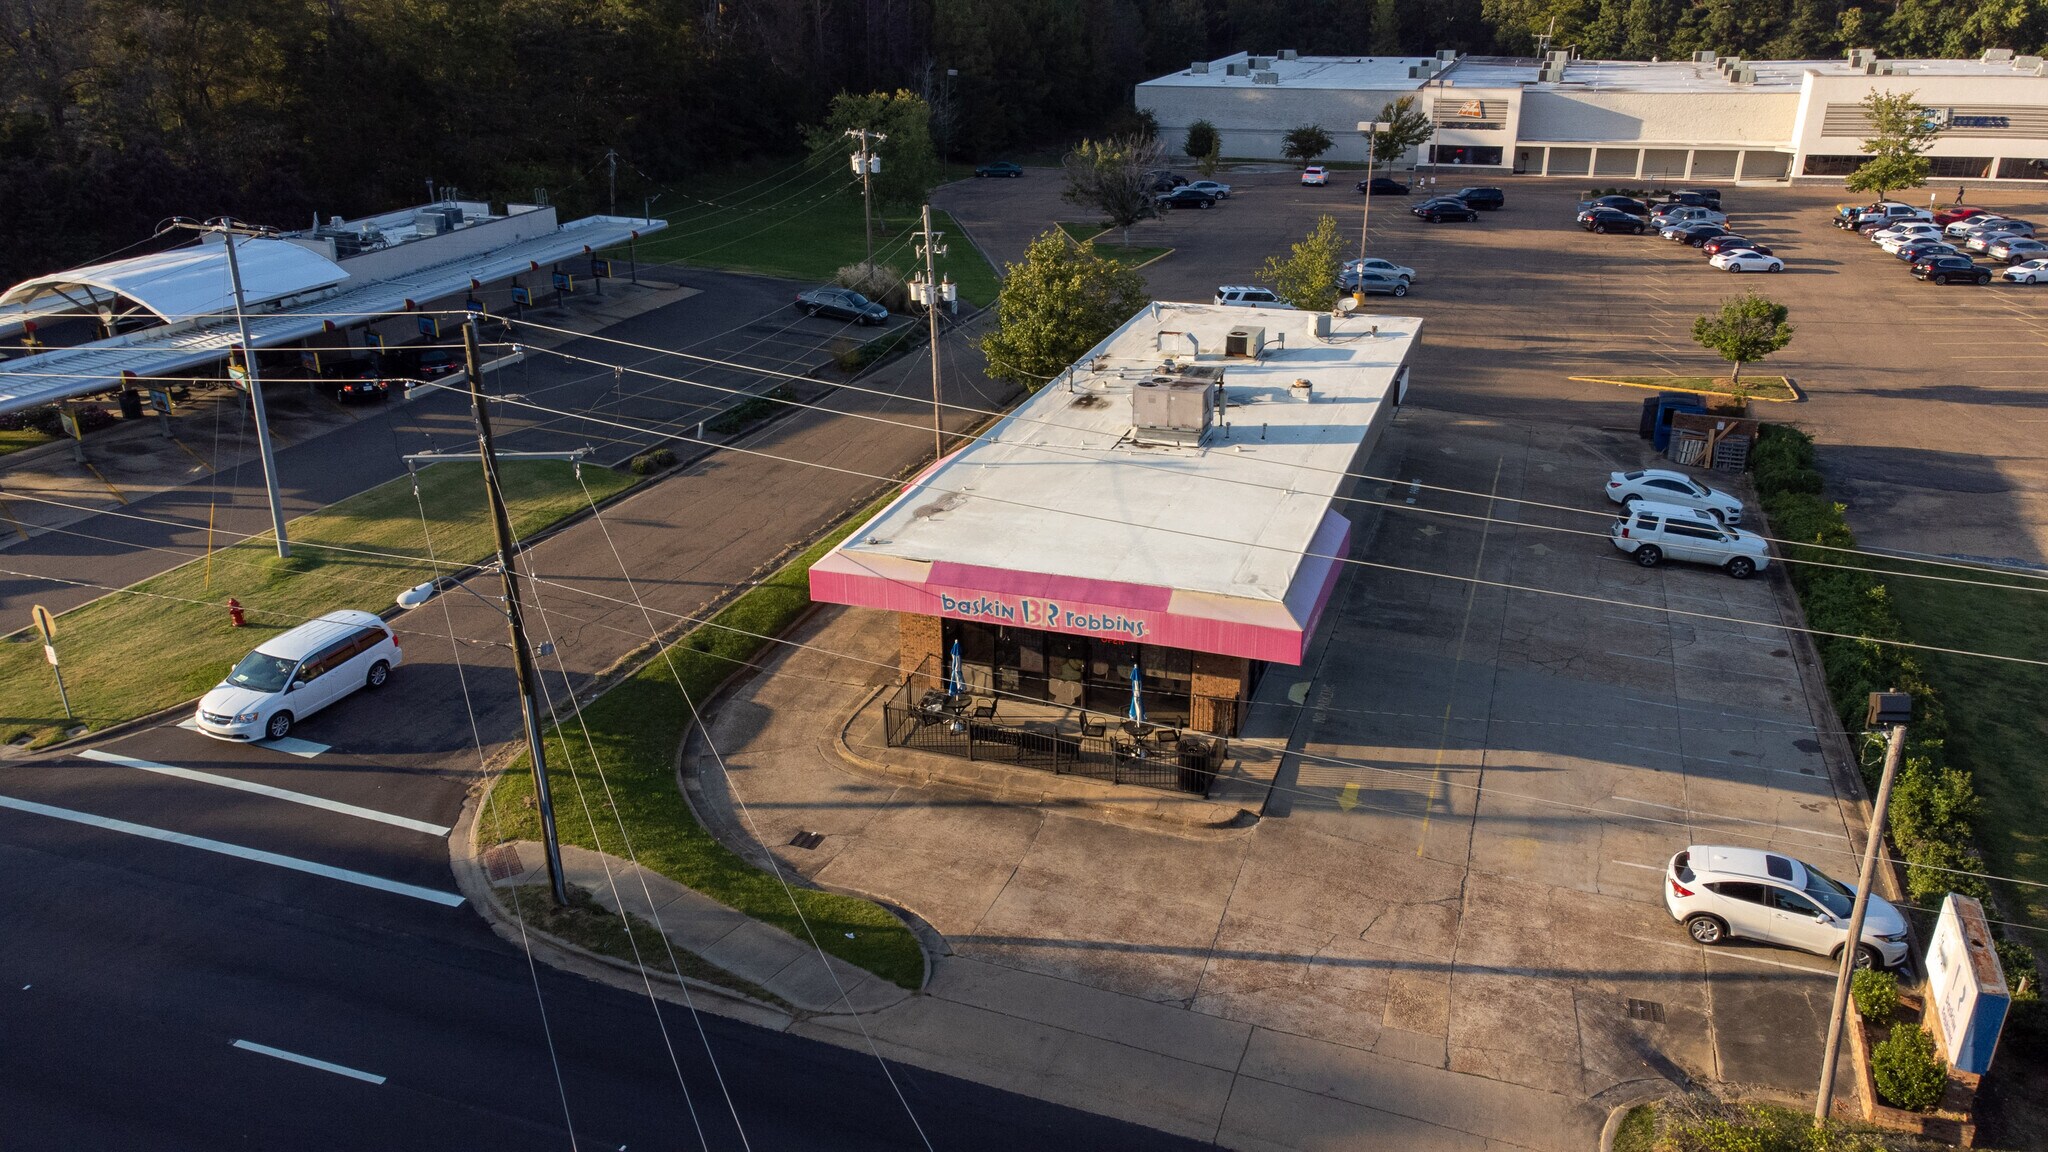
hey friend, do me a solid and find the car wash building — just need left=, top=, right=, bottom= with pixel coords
left=809, top=302, right=1417, bottom=758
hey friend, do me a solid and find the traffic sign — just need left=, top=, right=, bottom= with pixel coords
left=57, top=409, right=80, bottom=440
left=148, top=388, right=173, bottom=415
left=42, top=644, right=58, bottom=667
left=30, top=604, right=55, bottom=643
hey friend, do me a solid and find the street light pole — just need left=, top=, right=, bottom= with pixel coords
left=1814, top=691, right=1913, bottom=1124
left=915, top=205, right=946, bottom=462
left=1356, top=121, right=1386, bottom=262
left=215, top=223, right=292, bottom=559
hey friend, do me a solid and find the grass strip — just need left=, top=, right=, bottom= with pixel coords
left=1621, top=1097, right=1959, bottom=1150
left=706, top=385, right=796, bottom=435
left=0, top=461, right=631, bottom=747
left=1056, top=222, right=1175, bottom=269
left=1571, top=374, right=1799, bottom=402
left=484, top=495, right=925, bottom=989
left=0, top=428, right=55, bottom=456
left=499, top=883, right=791, bottom=1010
left=614, top=163, right=999, bottom=307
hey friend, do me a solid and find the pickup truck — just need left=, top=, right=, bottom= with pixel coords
left=1837, top=201, right=1929, bottom=230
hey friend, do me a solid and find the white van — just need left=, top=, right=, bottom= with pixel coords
left=196, top=609, right=402, bottom=741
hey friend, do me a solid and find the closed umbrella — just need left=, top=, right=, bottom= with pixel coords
left=947, top=639, right=964, bottom=698
left=1127, top=660, right=1145, bottom=724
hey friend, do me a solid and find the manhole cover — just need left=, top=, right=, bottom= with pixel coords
left=1626, top=998, right=1666, bottom=1023
left=789, top=830, right=825, bottom=850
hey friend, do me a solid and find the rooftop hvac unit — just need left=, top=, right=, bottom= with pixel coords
left=1279, top=49, right=1299, bottom=61
left=1226, top=62, right=1246, bottom=76
left=1225, top=326, right=1266, bottom=358
left=1248, top=56, right=1270, bottom=69
left=1254, top=71, right=1279, bottom=84
left=2014, top=55, right=2042, bottom=69
left=1438, top=49, right=1458, bottom=62
left=1984, top=48, right=2015, bottom=62
left=415, top=209, right=450, bottom=236
left=1191, top=60, right=1209, bottom=73
left=1693, top=51, right=1716, bottom=63
left=1132, top=373, right=1218, bottom=446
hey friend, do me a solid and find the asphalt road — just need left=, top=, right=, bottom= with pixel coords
left=0, top=267, right=910, bottom=620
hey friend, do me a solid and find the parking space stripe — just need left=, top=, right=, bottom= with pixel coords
left=0, top=792, right=464, bottom=906
left=231, top=1040, right=386, bottom=1084
left=79, top=750, right=450, bottom=836
left=175, top=719, right=328, bottom=758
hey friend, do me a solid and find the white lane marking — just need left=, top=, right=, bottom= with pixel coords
left=80, top=751, right=449, bottom=837
left=177, top=719, right=329, bottom=759
left=0, top=793, right=464, bottom=906
left=1609, top=860, right=1664, bottom=872
left=1606, top=795, right=1843, bottom=842
left=1620, top=933, right=1834, bottom=975
left=232, top=1040, right=386, bottom=1084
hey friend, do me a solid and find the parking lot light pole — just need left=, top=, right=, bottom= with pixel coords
left=1813, top=691, right=1913, bottom=1125
left=1356, top=121, right=1386, bottom=262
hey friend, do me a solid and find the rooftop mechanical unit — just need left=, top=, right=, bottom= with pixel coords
left=1225, top=326, right=1266, bottom=358
left=1132, top=365, right=1222, bottom=447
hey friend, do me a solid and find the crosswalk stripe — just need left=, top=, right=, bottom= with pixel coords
left=80, top=750, right=450, bottom=837
left=0, top=792, right=464, bottom=907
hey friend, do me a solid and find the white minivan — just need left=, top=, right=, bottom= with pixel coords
left=196, top=610, right=401, bottom=741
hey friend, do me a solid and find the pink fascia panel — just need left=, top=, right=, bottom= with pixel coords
left=808, top=510, right=1356, bottom=665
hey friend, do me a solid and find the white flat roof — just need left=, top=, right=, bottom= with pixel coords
left=0, top=237, right=348, bottom=324
left=840, top=303, right=1419, bottom=604
left=1141, top=53, right=1439, bottom=91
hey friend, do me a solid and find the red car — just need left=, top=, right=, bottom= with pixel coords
left=1700, top=235, right=1773, bottom=257
left=1934, top=205, right=1990, bottom=227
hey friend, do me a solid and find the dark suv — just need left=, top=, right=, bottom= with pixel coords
left=1912, top=254, right=1992, bottom=285
left=1661, top=189, right=1723, bottom=210
left=1453, top=186, right=1505, bottom=210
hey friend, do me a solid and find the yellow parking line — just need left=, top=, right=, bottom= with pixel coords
left=170, top=435, right=214, bottom=472
left=0, top=496, right=29, bottom=542
left=83, top=463, right=128, bottom=505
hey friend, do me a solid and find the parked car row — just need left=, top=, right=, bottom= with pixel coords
left=1602, top=468, right=1769, bottom=578
left=1574, top=189, right=1783, bottom=273
left=1830, top=199, right=2045, bottom=287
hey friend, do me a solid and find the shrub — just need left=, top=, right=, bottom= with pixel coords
left=834, top=261, right=909, bottom=312
left=1996, top=938, right=2040, bottom=1001
left=1852, top=968, right=1900, bottom=1023
left=1870, top=1024, right=1948, bottom=1111
left=628, top=447, right=675, bottom=475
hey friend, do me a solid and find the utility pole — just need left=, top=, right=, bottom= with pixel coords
left=212, top=222, right=291, bottom=559
left=462, top=318, right=570, bottom=908
left=915, top=205, right=947, bottom=461
left=1357, top=121, right=1386, bottom=263
left=604, top=148, right=619, bottom=217
left=845, top=128, right=887, bottom=261
left=1814, top=691, right=1914, bottom=1124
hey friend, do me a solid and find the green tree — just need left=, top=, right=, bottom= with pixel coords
left=1183, top=119, right=1219, bottom=163
left=1370, top=0, right=1403, bottom=53
left=981, top=229, right=1150, bottom=390
left=1369, top=96, right=1434, bottom=165
left=1198, top=136, right=1222, bottom=178
left=1844, top=89, right=1938, bottom=200
left=804, top=90, right=941, bottom=208
left=1061, top=134, right=1165, bottom=245
left=1282, top=123, right=1334, bottom=166
left=1691, top=292, right=1794, bottom=383
left=1260, top=215, right=1347, bottom=312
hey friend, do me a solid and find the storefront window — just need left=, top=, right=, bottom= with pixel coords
left=1929, top=156, right=1992, bottom=179
left=1802, top=154, right=1865, bottom=176
left=934, top=620, right=1199, bottom=725
left=1428, top=146, right=1502, bottom=166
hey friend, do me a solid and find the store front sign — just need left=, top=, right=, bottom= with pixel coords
left=938, top=592, right=1150, bottom=638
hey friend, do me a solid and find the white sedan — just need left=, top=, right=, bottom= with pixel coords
left=1875, top=226, right=1942, bottom=252
left=1709, top=248, right=1783, bottom=273
left=1606, top=468, right=1744, bottom=523
left=2003, top=258, right=2048, bottom=284
left=1342, top=256, right=1417, bottom=283
left=1300, top=166, right=1328, bottom=186
left=1184, top=180, right=1232, bottom=199
left=1949, top=215, right=2011, bottom=238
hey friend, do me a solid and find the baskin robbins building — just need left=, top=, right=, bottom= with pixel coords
left=808, top=301, right=1417, bottom=777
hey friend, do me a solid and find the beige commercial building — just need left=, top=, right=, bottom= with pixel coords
left=1137, top=48, right=2048, bottom=183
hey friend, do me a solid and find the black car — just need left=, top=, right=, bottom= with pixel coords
left=1912, top=254, right=1993, bottom=284
left=974, top=161, right=1023, bottom=178
left=1413, top=197, right=1479, bottom=223
left=1452, top=186, right=1505, bottom=210
left=1580, top=195, right=1652, bottom=216
left=414, top=349, right=462, bottom=379
left=1665, top=222, right=1729, bottom=246
left=1156, top=187, right=1217, bottom=210
left=795, top=286, right=890, bottom=324
left=1580, top=207, right=1646, bottom=234
left=1358, top=176, right=1410, bottom=195
left=1896, top=239, right=1961, bottom=263
left=1658, top=190, right=1721, bottom=211
left=327, top=361, right=390, bottom=404
left=1146, top=170, right=1190, bottom=193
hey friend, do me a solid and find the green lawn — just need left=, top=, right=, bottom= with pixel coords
left=0, top=461, right=631, bottom=746
left=502, top=883, right=790, bottom=1009
left=617, top=161, right=1000, bottom=307
left=0, top=428, right=55, bottom=456
left=484, top=495, right=926, bottom=989
left=1056, top=223, right=1175, bottom=269
left=1888, top=569, right=2048, bottom=930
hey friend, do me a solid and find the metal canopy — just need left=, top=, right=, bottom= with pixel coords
left=0, top=237, right=349, bottom=326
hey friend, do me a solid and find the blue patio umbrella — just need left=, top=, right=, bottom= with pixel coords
left=947, top=639, right=964, bottom=697
left=1127, top=660, right=1145, bottom=723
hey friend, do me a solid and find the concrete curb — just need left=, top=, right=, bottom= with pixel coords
left=1591, top=1081, right=1678, bottom=1151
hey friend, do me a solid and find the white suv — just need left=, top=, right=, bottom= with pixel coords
left=1665, top=845, right=1909, bottom=969
left=1214, top=285, right=1292, bottom=309
left=1605, top=468, right=1743, bottom=523
left=1609, top=501, right=1769, bottom=578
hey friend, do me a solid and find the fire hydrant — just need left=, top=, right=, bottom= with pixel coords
left=227, top=597, right=246, bottom=628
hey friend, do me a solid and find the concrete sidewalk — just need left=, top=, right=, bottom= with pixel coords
left=673, top=604, right=1605, bottom=1151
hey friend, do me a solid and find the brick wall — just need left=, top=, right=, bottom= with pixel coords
left=898, top=613, right=943, bottom=688
left=1191, top=651, right=1250, bottom=735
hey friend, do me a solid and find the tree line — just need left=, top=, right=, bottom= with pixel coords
left=3, top=0, right=2043, bottom=285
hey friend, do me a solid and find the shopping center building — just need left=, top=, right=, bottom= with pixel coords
left=1137, top=48, right=2048, bottom=183
left=810, top=302, right=1417, bottom=741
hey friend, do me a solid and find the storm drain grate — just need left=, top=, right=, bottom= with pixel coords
left=789, top=830, right=825, bottom=850
left=1626, top=998, right=1666, bottom=1023
left=482, top=843, right=524, bottom=882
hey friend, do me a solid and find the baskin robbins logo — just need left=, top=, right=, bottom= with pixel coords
left=936, top=592, right=1149, bottom=638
